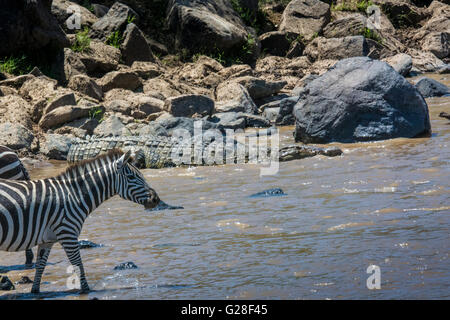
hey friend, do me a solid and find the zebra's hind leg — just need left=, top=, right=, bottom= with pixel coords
left=61, top=239, right=90, bottom=293
left=25, top=249, right=34, bottom=267
left=31, top=243, right=53, bottom=294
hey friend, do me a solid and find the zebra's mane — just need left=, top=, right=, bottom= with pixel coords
left=62, top=149, right=131, bottom=177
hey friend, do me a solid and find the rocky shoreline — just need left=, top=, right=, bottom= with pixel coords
left=0, top=0, right=449, bottom=163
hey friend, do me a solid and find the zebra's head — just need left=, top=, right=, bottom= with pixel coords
left=114, top=151, right=160, bottom=209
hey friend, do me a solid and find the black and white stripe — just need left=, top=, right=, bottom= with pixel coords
left=0, top=146, right=34, bottom=266
left=0, top=149, right=160, bottom=294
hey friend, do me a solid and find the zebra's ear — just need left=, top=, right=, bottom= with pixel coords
left=116, top=150, right=132, bottom=170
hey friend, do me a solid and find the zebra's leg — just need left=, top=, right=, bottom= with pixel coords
left=31, top=243, right=53, bottom=294
left=25, top=249, right=34, bottom=267
left=60, top=239, right=90, bottom=293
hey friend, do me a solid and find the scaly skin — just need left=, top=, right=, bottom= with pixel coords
left=67, top=135, right=343, bottom=168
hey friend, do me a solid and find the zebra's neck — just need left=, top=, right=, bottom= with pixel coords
left=59, top=157, right=119, bottom=217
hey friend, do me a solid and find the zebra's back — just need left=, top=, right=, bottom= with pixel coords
left=0, top=179, right=62, bottom=252
left=0, top=146, right=30, bottom=180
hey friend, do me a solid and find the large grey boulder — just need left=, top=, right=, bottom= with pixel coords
left=279, top=0, right=331, bottom=41
left=166, top=0, right=254, bottom=54
left=0, top=0, right=69, bottom=57
left=77, top=40, right=121, bottom=74
left=90, top=2, right=138, bottom=40
left=293, top=57, right=431, bottom=143
left=0, top=122, right=34, bottom=150
left=51, top=0, right=98, bottom=32
left=415, top=77, right=450, bottom=98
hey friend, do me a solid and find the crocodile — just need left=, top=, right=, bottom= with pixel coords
left=67, top=134, right=343, bottom=169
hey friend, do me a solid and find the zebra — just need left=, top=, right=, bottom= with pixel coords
left=0, top=149, right=161, bottom=294
left=0, top=146, right=34, bottom=266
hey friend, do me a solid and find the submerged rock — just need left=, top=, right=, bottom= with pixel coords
left=79, top=240, right=104, bottom=249
left=249, top=188, right=287, bottom=198
left=415, top=77, right=449, bottom=98
left=114, top=262, right=138, bottom=270
left=439, top=112, right=450, bottom=120
left=293, top=57, right=431, bottom=143
left=15, top=276, right=33, bottom=285
left=147, top=200, right=184, bottom=211
left=0, top=276, right=15, bottom=291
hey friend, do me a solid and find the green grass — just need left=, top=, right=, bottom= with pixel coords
left=332, top=0, right=374, bottom=13
left=231, top=0, right=271, bottom=35
left=71, top=27, right=91, bottom=53
left=89, top=106, right=104, bottom=122
left=106, top=31, right=123, bottom=48
left=360, top=27, right=383, bottom=44
left=127, top=15, right=136, bottom=24
left=0, top=55, right=33, bottom=75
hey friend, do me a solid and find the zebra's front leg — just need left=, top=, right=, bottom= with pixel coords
left=61, top=239, right=90, bottom=293
left=31, top=243, right=53, bottom=294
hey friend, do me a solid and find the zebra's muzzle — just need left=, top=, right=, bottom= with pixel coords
left=144, top=192, right=160, bottom=209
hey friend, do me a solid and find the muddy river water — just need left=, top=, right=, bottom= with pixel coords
left=0, top=74, right=449, bottom=300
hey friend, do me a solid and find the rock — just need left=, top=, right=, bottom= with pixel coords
left=293, top=57, right=431, bottom=143
left=295, top=74, right=320, bottom=89
left=68, top=74, right=104, bottom=101
left=143, top=78, right=184, bottom=99
left=106, top=93, right=164, bottom=118
left=208, top=112, right=246, bottom=130
left=167, top=0, right=254, bottom=54
left=438, top=64, right=450, bottom=74
left=164, top=95, right=215, bottom=118
left=0, top=95, right=33, bottom=129
left=260, top=96, right=299, bottom=125
left=128, top=61, right=161, bottom=80
left=259, top=31, right=294, bottom=57
left=0, top=0, right=69, bottom=57
left=439, top=112, right=450, bottom=120
left=286, top=41, right=305, bottom=58
left=39, top=105, right=99, bottom=130
left=79, top=240, right=103, bottom=249
left=15, top=276, right=33, bottom=285
left=375, top=0, right=428, bottom=29
left=422, top=32, right=449, bottom=59
left=121, top=23, right=155, bottom=66
left=0, top=122, right=34, bottom=150
left=93, top=115, right=131, bottom=136
left=40, top=134, right=73, bottom=160
left=92, top=4, right=109, bottom=18
left=90, top=2, right=139, bottom=40
left=51, top=0, right=98, bottom=32
left=139, top=117, right=220, bottom=137
left=217, top=76, right=287, bottom=101
left=249, top=188, right=286, bottom=198
left=145, top=38, right=168, bottom=57
left=415, top=77, right=450, bottom=97
left=323, top=13, right=366, bottom=38
left=279, top=0, right=331, bottom=41
left=0, top=75, right=35, bottom=89
left=52, top=48, right=87, bottom=85
left=239, top=113, right=271, bottom=128
left=19, top=76, right=58, bottom=102
left=215, top=84, right=257, bottom=114
left=78, top=40, right=121, bottom=74
left=305, top=36, right=369, bottom=61
left=43, top=92, right=77, bottom=115
left=97, top=71, right=142, bottom=92
left=114, top=261, right=138, bottom=270
left=237, top=0, right=259, bottom=12
left=407, top=48, right=446, bottom=73
left=0, top=276, right=15, bottom=291
left=55, top=117, right=100, bottom=137
left=383, top=53, right=413, bottom=77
